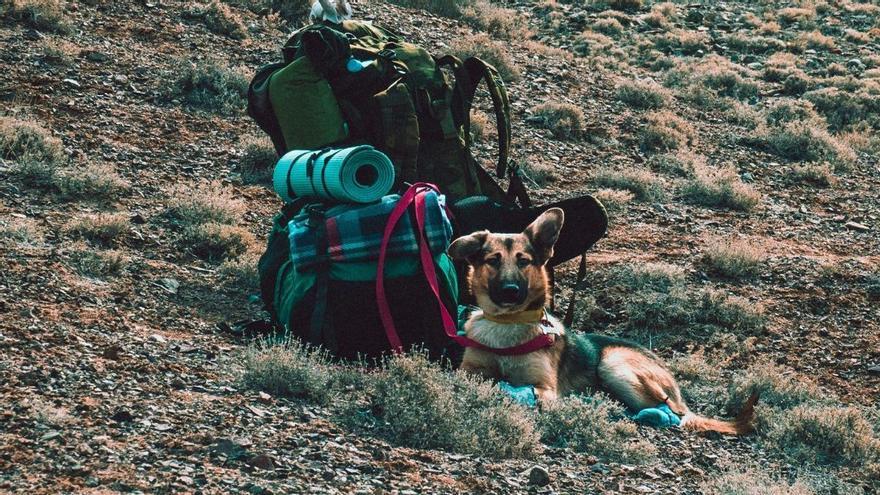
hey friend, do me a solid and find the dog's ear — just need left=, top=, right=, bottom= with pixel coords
left=523, top=208, right=564, bottom=264
left=448, top=231, right=488, bottom=263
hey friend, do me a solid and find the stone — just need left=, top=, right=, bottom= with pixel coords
left=845, top=221, right=870, bottom=232
left=527, top=465, right=551, bottom=486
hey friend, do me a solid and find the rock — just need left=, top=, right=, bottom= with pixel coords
left=40, top=430, right=62, bottom=441
left=247, top=454, right=275, bottom=470
left=155, top=277, right=180, bottom=294
left=102, top=345, right=122, bottom=360
left=130, top=212, right=147, bottom=224
left=868, top=365, right=880, bottom=376
left=85, top=50, right=109, bottom=62
left=63, top=79, right=81, bottom=88
left=257, top=392, right=272, bottom=404
left=527, top=465, right=551, bottom=486
left=113, top=74, right=129, bottom=85
left=110, top=409, right=134, bottom=423
left=845, top=221, right=870, bottom=232
left=149, top=334, right=167, bottom=344
left=212, top=438, right=250, bottom=461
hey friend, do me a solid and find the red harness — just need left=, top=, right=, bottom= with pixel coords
left=375, top=183, right=557, bottom=357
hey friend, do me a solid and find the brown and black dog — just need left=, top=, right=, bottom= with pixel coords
left=448, top=208, right=756, bottom=434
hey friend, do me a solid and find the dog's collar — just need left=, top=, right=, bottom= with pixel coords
left=462, top=309, right=559, bottom=356
left=482, top=308, right=544, bottom=325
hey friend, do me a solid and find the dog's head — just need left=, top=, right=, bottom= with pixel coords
left=448, top=208, right=564, bottom=315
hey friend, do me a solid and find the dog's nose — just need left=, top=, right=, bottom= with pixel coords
left=500, top=284, right=522, bottom=303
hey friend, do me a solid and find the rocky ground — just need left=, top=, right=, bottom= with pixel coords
left=1, top=0, right=879, bottom=493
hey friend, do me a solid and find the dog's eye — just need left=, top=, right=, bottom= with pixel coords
left=484, top=256, right=501, bottom=267
left=517, top=257, right=531, bottom=268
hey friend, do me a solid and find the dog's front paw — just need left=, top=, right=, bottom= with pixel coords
left=631, top=404, right=681, bottom=428
left=498, top=381, right=537, bottom=408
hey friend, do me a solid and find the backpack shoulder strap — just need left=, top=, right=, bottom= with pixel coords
left=461, top=57, right=512, bottom=179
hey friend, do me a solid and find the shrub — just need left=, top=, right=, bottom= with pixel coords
left=679, top=164, right=761, bottom=211
left=775, top=7, right=816, bottom=25
left=763, top=405, right=880, bottom=467
left=450, top=34, right=520, bottom=82
left=9, top=158, right=58, bottom=189
left=537, top=394, right=655, bottom=463
left=226, top=0, right=309, bottom=21
left=764, top=99, right=821, bottom=127
left=167, top=59, right=249, bottom=115
left=345, top=353, right=541, bottom=458
left=39, top=38, right=76, bottom=66
left=795, top=31, right=835, bottom=51
left=781, top=71, right=814, bottom=96
left=606, top=0, right=642, bottom=11
left=68, top=246, right=126, bottom=278
left=762, top=121, right=856, bottom=170
left=384, top=0, right=471, bottom=17
left=699, top=238, right=763, bottom=280
left=461, top=0, right=529, bottom=39
left=844, top=28, right=871, bottom=44
left=0, top=217, right=42, bottom=245
left=593, top=188, right=633, bottom=215
left=592, top=17, right=624, bottom=36
left=791, top=163, right=835, bottom=187
left=238, top=135, right=276, bottom=185
left=593, top=167, right=665, bottom=202
left=0, top=0, right=72, bottom=33
left=190, top=1, right=248, bottom=39
left=723, top=33, right=785, bottom=55
left=573, top=31, right=614, bottom=57
left=518, top=159, right=556, bottom=187
left=165, top=181, right=245, bottom=227
left=242, top=338, right=337, bottom=404
left=654, top=29, right=710, bottom=55
left=701, top=465, right=814, bottom=495
left=0, top=116, right=64, bottom=164
left=757, top=20, right=781, bottom=35
left=529, top=101, right=584, bottom=139
left=727, top=362, right=824, bottom=413
left=219, top=250, right=260, bottom=288
left=700, top=65, right=759, bottom=101
left=616, top=79, right=672, bottom=109
left=639, top=110, right=695, bottom=152
left=469, top=110, right=492, bottom=143
left=56, top=163, right=130, bottom=201
left=803, top=87, right=873, bottom=132
left=181, top=222, right=254, bottom=262
left=613, top=262, right=686, bottom=293
left=649, top=150, right=703, bottom=177
left=67, top=213, right=130, bottom=246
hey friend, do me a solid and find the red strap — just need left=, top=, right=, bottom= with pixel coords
left=377, top=183, right=555, bottom=356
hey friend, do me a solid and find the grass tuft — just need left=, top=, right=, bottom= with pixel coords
left=238, top=135, right=277, bottom=185
left=593, top=167, right=665, bottom=202
left=166, top=59, right=249, bottom=115
left=761, top=121, right=856, bottom=170
left=67, top=213, right=130, bottom=247
left=165, top=181, right=246, bottom=227
left=529, top=101, right=584, bottom=139
left=56, top=163, right=130, bottom=201
left=639, top=110, right=695, bottom=152
left=450, top=34, right=520, bottom=82
left=0, top=116, right=65, bottom=165
left=1, top=0, right=72, bottom=33
left=679, top=164, right=761, bottom=211
left=242, top=338, right=337, bottom=404
left=189, top=1, right=248, bottom=39
left=699, top=238, right=763, bottom=280
left=182, top=222, right=255, bottom=262
left=616, top=79, right=672, bottom=109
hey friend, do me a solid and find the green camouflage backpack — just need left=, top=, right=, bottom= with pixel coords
left=247, top=19, right=530, bottom=206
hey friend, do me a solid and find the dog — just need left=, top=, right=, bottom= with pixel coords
left=310, top=0, right=353, bottom=23
left=447, top=208, right=757, bottom=435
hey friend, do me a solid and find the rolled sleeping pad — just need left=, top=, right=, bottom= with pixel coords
left=273, top=145, right=396, bottom=204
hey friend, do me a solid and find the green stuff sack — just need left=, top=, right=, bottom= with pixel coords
left=268, top=57, right=349, bottom=150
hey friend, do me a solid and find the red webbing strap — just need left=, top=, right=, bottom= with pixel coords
left=377, top=183, right=555, bottom=356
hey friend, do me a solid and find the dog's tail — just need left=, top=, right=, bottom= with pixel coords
left=679, top=392, right=758, bottom=435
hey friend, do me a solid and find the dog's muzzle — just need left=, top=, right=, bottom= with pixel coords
left=491, top=282, right=528, bottom=306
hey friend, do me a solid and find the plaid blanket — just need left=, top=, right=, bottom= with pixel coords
left=289, top=191, right=453, bottom=270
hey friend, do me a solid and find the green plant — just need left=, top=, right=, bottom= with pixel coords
left=727, top=362, right=824, bottom=412
left=616, top=79, right=672, bottom=109
left=56, top=163, right=130, bottom=201
left=699, top=238, right=763, bottom=280
left=238, top=135, right=277, bottom=185
left=1, top=0, right=72, bottom=33
left=592, top=17, right=624, bottom=36
left=791, top=163, right=835, bottom=187
left=762, top=121, right=856, bottom=170
left=243, top=338, right=338, bottom=404
left=537, top=394, right=656, bottom=463
left=167, top=59, right=249, bottom=115
left=68, top=246, right=127, bottom=278
left=181, top=222, right=255, bottom=262
left=165, top=181, right=245, bottom=227
left=67, top=213, right=130, bottom=246
left=518, top=159, right=556, bottom=187
left=593, top=167, right=665, bottom=201
left=679, top=164, right=761, bottom=211
left=450, top=34, right=520, bottom=82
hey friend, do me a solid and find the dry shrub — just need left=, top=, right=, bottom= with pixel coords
left=384, top=0, right=471, bottom=18
left=182, top=222, right=255, bottom=262
left=243, top=338, right=337, bottom=404
left=219, top=249, right=260, bottom=288
left=803, top=87, right=878, bottom=132
left=616, top=79, right=672, bottom=109
left=238, top=135, right=276, bottom=185
left=592, top=17, right=624, bottom=36
left=763, top=52, right=800, bottom=83
left=1, top=0, right=72, bottom=33
left=189, top=1, right=248, bottom=39
left=529, top=101, right=584, bottom=139
left=794, top=30, right=835, bottom=51
left=699, top=238, right=763, bottom=280
left=639, top=110, right=695, bottom=152
left=469, top=109, right=492, bottom=143
left=593, top=167, right=665, bottom=202
left=461, top=0, right=529, bottom=39
left=538, top=394, right=656, bottom=463
left=649, top=150, right=704, bottom=177
left=791, top=163, right=835, bottom=187
left=761, top=121, right=856, bottom=170
left=723, top=33, right=785, bottom=55
left=0, top=217, right=43, bottom=245
left=605, top=0, right=642, bottom=12
left=165, top=181, right=246, bottom=227
left=0, top=116, right=64, bottom=164
left=573, top=30, right=614, bottom=57
left=679, top=164, right=760, bottom=211
left=450, top=34, right=520, bottom=82
left=701, top=465, right=815, bottom=495
left=166, top=59, right=249, bottom=115
left=67, top=213, right=130, bottom=247
left=775, top=7, right=816, bottom=25
left=839, top=129, right=880, bottom=155
left=518, top=159, right=556, bottom=187
left=764, top=99, right=822, bottom=127
left=39, top=38, right=77, bottom=65
left=615, top=262, right=686, bottom=292
left=727, top=362, right=824, bottom=413
left=56, top=163, right=130, bottom=201
left=593, top=188, right=633, bottom=215
left=757, top=20, right=781, bottom=35
left=654, top=29, right=710, bottom=55
left=844, top=28, right=871, bottom=44
left=68, top=245, right=127, bottom=279
left=347, top=353, right=541, bottom=458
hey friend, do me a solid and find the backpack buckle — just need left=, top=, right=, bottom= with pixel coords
left=306, top=205, right=326, bottom=229
left=377, top=49, right=397, bottom=61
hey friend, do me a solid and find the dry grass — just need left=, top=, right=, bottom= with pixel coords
left=68, top=245, right=127, bottom=279
left=537, top=394, right=656, bottom=463
left=844, top=28, right=871, bottom=44
left=461, top=0, right=529, bottom=39
left=592, top=17, right=624, bottom=37
left=39, top=38, right=77, bottom=66
left=189, top=1, right=248, bottom=39
left=764, top=99, right=822, bottom=127
left=803, top=87, right=875, bottom=132
left=679, top=164, right=761, bottom=211
left=238, top=135, right=276, bottom=185
left=794, top=31, right=835, bottom=52
left=723, top=33, right=786, bottom=55
left=469, top=110, right=492, bottom=143
left=616, top=79, right=672, bottom=109
left=639, top=110, right=695, bottom=152
left=699, top=238, right=764, bottom=280
left=56, top=163, right=131, bottom=201
left=791, top=163, right=835, bottom=187
left=775, top=7, right=816, bottom=25
left=573, top=30, right=614, bottom=57
left=761, top=121, right=856, bottom=170
left=593, top=167, right=665, bottom=202
left=219, top=250, right=260, bottom=289
left=529, top=101, right=584, bottom=139
left=165, top=59, right=249, bottom=115
left=182, top=222, right=255, bottom=262
left=654, top=29, right=710, bottom=55
left=592, top=188, right=633, bottom=216
left=165, top=181, right=246, bottom=227
left=0, top=217, right=43, bottom=246
left=67, top=213, right=130, bottom=247
left=517, top=159, right=556, bottom=187
left=1, top=0, right=72, bottom=33
left=450, top=34, right=520, bottom=82
left=727, top=362, right=824, bottom=413
left=701, top=465, right=814, bottom=495
left=243, top=339, right=339, bottom=404
left=649, top=150, right=703, bottom=177
left=0, top=116, right=64, bottom=165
